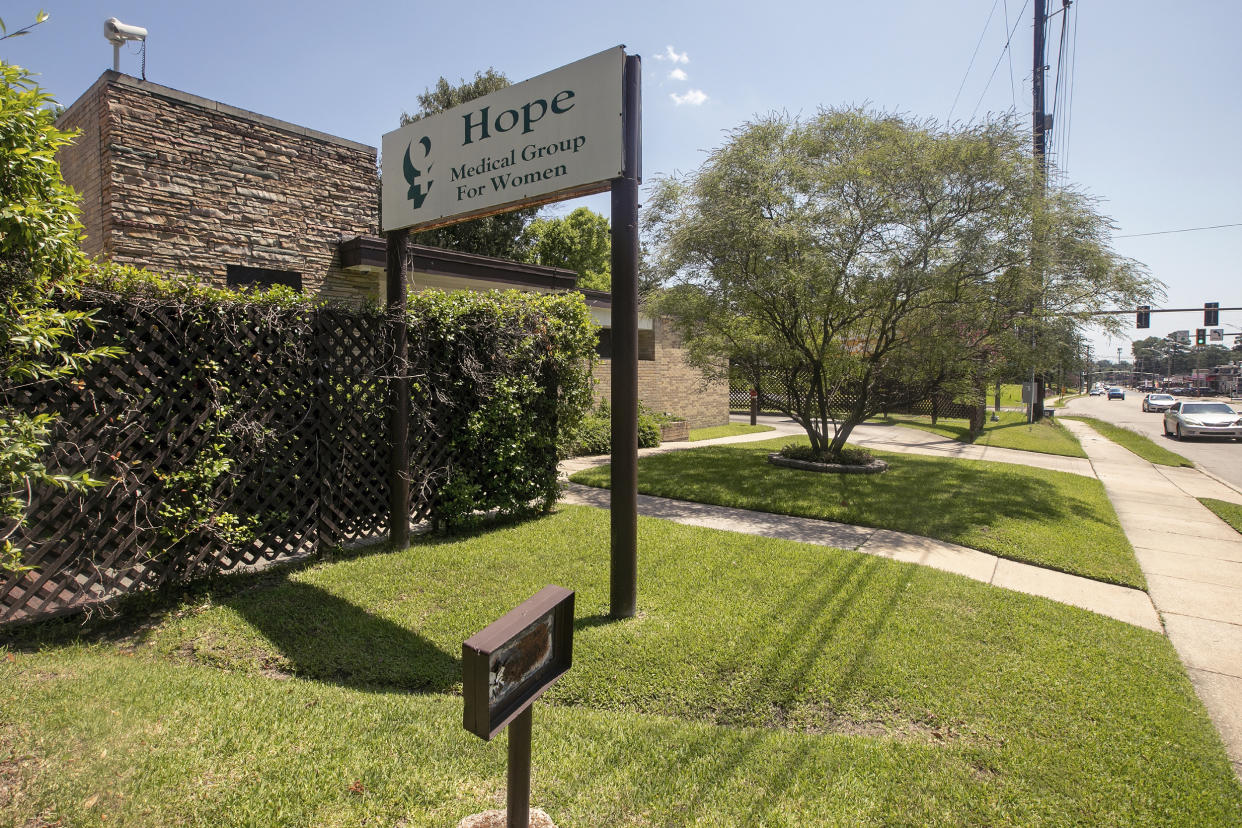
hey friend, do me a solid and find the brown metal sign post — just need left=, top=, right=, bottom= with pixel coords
left=462, top=586, right=575, bottom=828
left=609, top=53, right=642, bottom=619
left=386, top=228, right=410, bottom=550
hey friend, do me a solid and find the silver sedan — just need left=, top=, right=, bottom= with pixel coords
left=1163, top=401, right=1242, bottom=440
left=1142, top=393, right=1177, bottom=413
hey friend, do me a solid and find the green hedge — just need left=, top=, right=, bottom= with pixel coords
left=569, top=399, right=668, bottom=456
left=7, top=265, right=598, bottom=617
left=406, top=289, right=596, bottom=528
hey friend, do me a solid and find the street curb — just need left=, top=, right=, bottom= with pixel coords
left=1196, top=465, right=1242, bottom=499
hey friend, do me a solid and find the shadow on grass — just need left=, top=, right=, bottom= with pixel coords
left=225, top=579, right=458, bottom=693
left=574, top=613, right=623, bottom=631
left=598, top=551, right=915, bottom=820
left=1, top=510, right=554, bottom=661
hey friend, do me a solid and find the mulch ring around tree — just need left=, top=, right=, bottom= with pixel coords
left=767, top=452, right=889, bottom=475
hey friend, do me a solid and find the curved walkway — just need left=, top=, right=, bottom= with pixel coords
left=558, top=418, right=1158, bottom=631
left=560, top=411, right=1242, bottom=777
left=560, top=482, right=1160, bottom=632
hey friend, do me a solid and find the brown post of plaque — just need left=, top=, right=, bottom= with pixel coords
left=462, top=586, right=574, bottom=827
left=386, top=228, right=410, bottom=550
left=609, top=53, right=642, bottom=619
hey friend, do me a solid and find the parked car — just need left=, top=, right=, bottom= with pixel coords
left=1107, top=387, right=1125, bottom=400
left=1163, top=401, right=1242, bottom=440
left=1142, top=393, right=1176, bottom=413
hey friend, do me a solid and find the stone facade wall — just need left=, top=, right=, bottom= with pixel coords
left=55, top=72, right=380, bottom=303
left=55, top=78, right=109, bottom=257
left=592, top=318, right=729, bottom=429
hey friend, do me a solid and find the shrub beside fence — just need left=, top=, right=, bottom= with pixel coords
left=0, top=280, right=594, bottom=625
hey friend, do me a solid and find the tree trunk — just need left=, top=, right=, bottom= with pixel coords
left=969, top=385, right=986, bottom=439
left=826, top=380, right=872, bottom=458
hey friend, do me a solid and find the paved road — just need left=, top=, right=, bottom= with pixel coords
left=1062, top=392, right=1242, bottom=493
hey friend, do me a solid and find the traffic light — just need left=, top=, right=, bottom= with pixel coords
left=1205, top=302, right=1219, bottom=326
left=1136, top=305, right=1150, bottom=329
left=1196, top=328, right=1207, bottom=347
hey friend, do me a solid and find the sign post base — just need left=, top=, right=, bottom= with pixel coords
left=457, top=809, right=557, bottom=828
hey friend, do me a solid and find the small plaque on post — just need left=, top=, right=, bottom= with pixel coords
left=463, top=585, right=574, bottom=740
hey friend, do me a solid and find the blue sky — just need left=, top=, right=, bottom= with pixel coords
left=4, top=0, right=1240, bottom=361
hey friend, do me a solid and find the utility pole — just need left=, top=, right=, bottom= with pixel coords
left=1029, top=0, right=1048, bottom=422
left=1033, top=0, right=1048, bottom=179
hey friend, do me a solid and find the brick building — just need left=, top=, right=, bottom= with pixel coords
left=56, top=71, right=380, bottom=302
left=55, top=71, right=727, bottom=427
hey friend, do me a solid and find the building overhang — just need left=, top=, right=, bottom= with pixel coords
left=338, top=235, right=387, bottom=274
left=335, top=237, right=651, bottom=327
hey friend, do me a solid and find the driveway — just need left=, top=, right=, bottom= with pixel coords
left=1062, top=392, right=1242, bottom=493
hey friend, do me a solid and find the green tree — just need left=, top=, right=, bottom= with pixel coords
left=649, top=108, right=1158, bottom=460
left=520, top=207, right=611, bottom=290
left=1, top=58, right=119, bottom=571
left=398, top=68, right=536, bottom=259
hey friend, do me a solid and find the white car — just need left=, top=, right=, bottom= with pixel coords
left=1142, top=393, right=1176, bottom=413
left=1163, top=401, right=1242, bottom=440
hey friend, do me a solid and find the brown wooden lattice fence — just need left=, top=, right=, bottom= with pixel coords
left=728, top=365, right=981, bottom=421
left=1, top=292, right=570, bottom=625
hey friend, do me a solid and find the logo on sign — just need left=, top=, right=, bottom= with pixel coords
left=403, top=136, right=433, bottom=209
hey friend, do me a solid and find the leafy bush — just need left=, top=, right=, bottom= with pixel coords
left=404, top=289, right=596, bottom=529
left=568, top=399, right=666, bottom=457
left=572, top=407, right=612, bottom=456
left=638, top=412, right=662, bottom=449
left=1, top=60, right=121, bottom=572
left=778, top=443, right=874, bottom=466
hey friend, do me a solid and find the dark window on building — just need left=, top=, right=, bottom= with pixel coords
left=596, top=327, right=654, bottom=361
left=227, top=265, right=303, bottom=292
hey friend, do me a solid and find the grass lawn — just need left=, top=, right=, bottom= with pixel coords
left=1199, top=497, right=1242, bottom=534
left=2, top=508, right=1238, bottom=825
left=879, top=410, right=1086, bottom=458
left=688, top=423, right=774, bottom=441
left=1062, top=416, right=1194, bottom=467
left=571, top=436, right=1144, bottom=589
left=998, top=383, right=1024, bottom=408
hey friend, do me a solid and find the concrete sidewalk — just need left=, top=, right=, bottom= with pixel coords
left=562, top=413, right=1098, bottom=479
left=1060, top=417, right=1242, bottom=779
left=560, top=483, right=1161, bottom=632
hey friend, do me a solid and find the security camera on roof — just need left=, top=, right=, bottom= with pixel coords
left=104, top=17, right=147, bottom=44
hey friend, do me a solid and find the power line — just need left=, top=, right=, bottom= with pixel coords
left=1047, top=1, right=1074, bottom=187
left=1062, top=3, right=1078, bottom=180
left=1003, top=0, right=1017, bottom=107
left=1113, top=222, right=1242, bottom=239
left=970, top=0, right=1032, bottom=121
left=948, top=0, right=1003, bottom=122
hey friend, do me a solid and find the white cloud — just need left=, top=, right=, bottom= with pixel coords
left=670, top=89, right=708, bottom=106
left=669, top=68, right=687, bottom=81
left=654, top=45, right=689, bottom=64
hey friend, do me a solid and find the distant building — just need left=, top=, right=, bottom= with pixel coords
left=1192, top=363, right=1240, bottom=396
left=55, top=71, right=727, bottom=426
